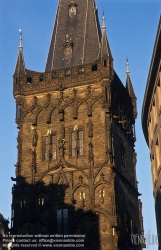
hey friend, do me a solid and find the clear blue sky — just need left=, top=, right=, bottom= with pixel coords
left=0, top=0, right=160, bottom=249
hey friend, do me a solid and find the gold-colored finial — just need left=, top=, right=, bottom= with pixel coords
left=19, top=29, right=23, bottom=48
left=102, top=11, right=106, bottom=30
left=126, top=59, right=130, bottom=75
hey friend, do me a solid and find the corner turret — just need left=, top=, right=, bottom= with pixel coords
left=14, top=29, right=26, bottom=75
left=101, top=13, right=113, bottom=59
left=126, top=59, right=137, bottom=118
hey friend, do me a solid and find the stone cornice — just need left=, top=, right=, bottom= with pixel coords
left=14, top=59, right=114, bottom=97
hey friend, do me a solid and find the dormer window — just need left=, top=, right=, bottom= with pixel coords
left=65, top=47, right=72, bottom=60
left=64, top=34, right=74, bottom=60
left=78, top=67, right=84, bottom=74
left=68, top=2, right=77, bottom=17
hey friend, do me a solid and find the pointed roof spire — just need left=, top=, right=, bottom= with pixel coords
left=101, top=12, right=112, bottom=59
left=126, top=59, right=136, bottom=98
left=45, top=0, right=102, bottom=72
left=14, top=29, right=26, bottom=75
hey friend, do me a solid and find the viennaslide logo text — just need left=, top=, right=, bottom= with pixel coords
left=131, top=231, right=159, bottom=248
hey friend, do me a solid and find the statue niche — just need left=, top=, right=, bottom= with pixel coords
left=16, top=101, right=22, bottom=119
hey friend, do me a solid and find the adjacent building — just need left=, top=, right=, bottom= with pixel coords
left=11, top=1, right=144, bottom=249
left=142, top=17, right=161, bottom=250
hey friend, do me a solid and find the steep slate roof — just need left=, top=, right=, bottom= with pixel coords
left=126, top=74, right=136, bottom=99
left=45, top=0, right=111, bottom=72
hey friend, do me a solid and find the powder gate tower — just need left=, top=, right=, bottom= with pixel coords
left=11, top=1, right=145, bottom=249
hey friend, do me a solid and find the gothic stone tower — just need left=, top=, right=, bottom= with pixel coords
left=11, top=1, right=144, bottom=249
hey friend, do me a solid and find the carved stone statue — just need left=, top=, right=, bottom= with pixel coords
left=88, top=142, right=94, bottom=163
left=60, top=124, right=65, bottom=139
left=31, top=126, right=38, bottom=147
left=17, top=102, right=22, bottom=118
left=106, top=115, right=111, bottom=130
left=126, top=119, right=133, bottom=135
left=106, top=85, right=111, bottom=103
left=119, top=108, right=128, bottom=129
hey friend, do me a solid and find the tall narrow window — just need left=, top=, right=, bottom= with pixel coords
left=155, top=139, right=160, bottom=169
left=156, top=84, right=161, bottom=113
left=152, top=155, right=157, bottom=184
left=79, top=131, right=83, bottom=156
left=45, top=136, right=49, bottom=161
left=71, top=131, right=84, bottom=157
left=152, top=99, right=157, bottom=129
left=44, top=134, right=57, bottom=161
left=63, top=209, right=68, bottom=234
left=148, top=117, right=152, bottom=146
left=16, top=102, right=21, bottom=119
left=57, top=210, right=62, bottom=234
left=72, top=132, right=76, bottom=157
left=120, top=139, right=126, bottom=168
left=56, top=209, right=68, bottom=234
left=52, top=135, right=56, bottom=160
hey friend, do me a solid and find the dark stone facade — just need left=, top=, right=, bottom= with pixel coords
left=11, top=1, right=144, bottom=249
